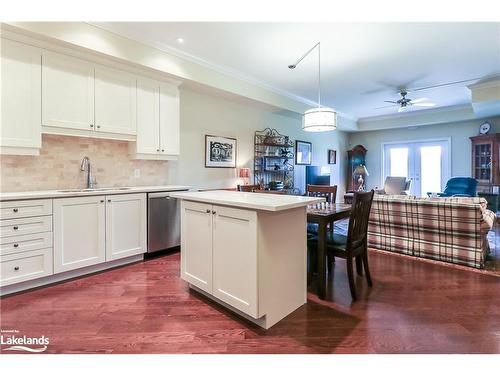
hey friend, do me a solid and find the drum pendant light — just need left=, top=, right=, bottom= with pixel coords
left=288, top=42, right=337, bottom=132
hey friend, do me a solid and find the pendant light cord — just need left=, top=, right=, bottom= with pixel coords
left=288, top=42, right=322, bottom=108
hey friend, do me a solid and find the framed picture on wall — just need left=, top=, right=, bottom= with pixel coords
left=205, top=135, right=237, bottom=168
left=295, top=140, right=312, bottom=165
left=328, top=149, right=336, bottom=164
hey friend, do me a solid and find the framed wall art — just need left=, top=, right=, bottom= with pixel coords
left=205, top=135, right=237, bottom=168
left=295, top=140, right=312, bottom=165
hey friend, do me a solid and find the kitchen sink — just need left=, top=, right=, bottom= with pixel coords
left=58, top=187, right=132, bottom=193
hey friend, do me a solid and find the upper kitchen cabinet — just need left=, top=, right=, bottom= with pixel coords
left=160, top=83, right=180, bottom=157
left=95, top=64, right=137, bottom=137
left=131, top=79, right=180, bottom=160
left=135, top=78, right=160, bottom=156
left=0, top=38, right=42, bottom=155
left=42, top=50, right=94, bottom=134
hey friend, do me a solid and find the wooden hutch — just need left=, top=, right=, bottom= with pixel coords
left=470, top=133, right=500, bottom=193
left=346, top=145, right=368, bottom=192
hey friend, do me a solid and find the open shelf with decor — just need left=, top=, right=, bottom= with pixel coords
left=254, top=128, right=294, bottom=191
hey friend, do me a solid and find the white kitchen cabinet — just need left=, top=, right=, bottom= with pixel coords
left=136, top=78, right=160, bottom=155
left=0, top=38, right=41, bottom=155
left=53, top=196, right=106, bottom=273
left=95, top=64, right=137, bottom=136
left=212, top=205, right=258, bottom=317
left=159, top=83, right=180, bottom=156
left=41, top=50, right=94, bottom=132
left=105, top=193, right=146, bottom=261
left=180, top=201, right=259, bottom=317
left=180, top=200, right=213, bottom=294
left=131, top=79, right=180, bottom=160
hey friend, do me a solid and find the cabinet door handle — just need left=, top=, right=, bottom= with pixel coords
left=206, top=209, right=211, bottom=213
left=212, top=211, right=216, bottom=215
left=107, top=199, right=111, bottom=203
left=90, top=124, right=94, bottom=128
left=13, top=226, right=19, bottom=230
left=97, top=125, right=101, bottom=129
left=13, top=243, right=19, bottom=248
left=100, top=200, right=104, bottom=203
left=161, top=149, right=165, bottom=152
left=157, top=149, right=160, bottom=152
left=14, top=266, right=20, bottom=271
left=12, top=208, right=18, bottom=213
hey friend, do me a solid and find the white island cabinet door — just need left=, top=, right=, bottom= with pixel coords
left=95, top=64, right=137, bottom=135
left=159, top=83, right=180, bottom=156
left=212, top=205, right=259, bottom=318
left=41, top=50, right=94, bottom=132
left=136, top=78, right=160, bottom=155
left=105, top=193, right=146, bottom=261
left=1, top=38, right=41, bottom=154
left=180, top=200, right=213, bottom=293
left=53, top=196, right=105, bottom=273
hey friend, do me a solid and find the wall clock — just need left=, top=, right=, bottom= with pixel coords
left=479, top=122, right=491, bottom=135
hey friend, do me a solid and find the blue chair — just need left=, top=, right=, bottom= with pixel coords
left=428, top=177, right=478, bottom=197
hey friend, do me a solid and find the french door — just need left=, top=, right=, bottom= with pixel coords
left=383, top=139, right=450, bottom=197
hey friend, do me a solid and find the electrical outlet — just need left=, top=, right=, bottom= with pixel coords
left=134, top=169, right=140, bottom=178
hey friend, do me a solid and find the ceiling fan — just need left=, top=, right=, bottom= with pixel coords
left=375, top=89, right=436, bottom=112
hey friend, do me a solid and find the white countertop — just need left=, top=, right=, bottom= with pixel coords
left=0, top=185, right=190, bottom=201
left=170, top=190, right=325, bottom=211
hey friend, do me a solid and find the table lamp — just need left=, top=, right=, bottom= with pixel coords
left=239, top=168, right=250, bottom=185
left=353, top=164, right=369, bottom=191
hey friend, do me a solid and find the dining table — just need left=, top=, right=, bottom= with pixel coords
left=307, top=202, right=352, bottom=300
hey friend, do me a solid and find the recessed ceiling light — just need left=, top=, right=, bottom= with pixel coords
left=176, top=37, right=184, bottom=44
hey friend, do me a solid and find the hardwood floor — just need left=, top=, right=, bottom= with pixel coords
left=1, top=250, right=499, bottom=354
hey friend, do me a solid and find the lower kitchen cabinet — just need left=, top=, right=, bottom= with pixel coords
left=54, top=193, right=147, bottom=273
left=180, top=201, right=259, bottom=318
left=180, top=201, right=213, bottom=293
left=53, top=196, right=106, bottom=273
left=105, top=193, right=146, bottom=261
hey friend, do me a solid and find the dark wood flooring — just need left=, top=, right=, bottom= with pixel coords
left=1, top=250, right=499, bottom=354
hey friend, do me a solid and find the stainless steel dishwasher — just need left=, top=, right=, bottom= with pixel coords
left=147, top=191, right=186, bottom=253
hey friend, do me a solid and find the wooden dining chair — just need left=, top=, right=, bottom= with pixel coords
left=306, top=184, right=338, bottom=203
left=237, top=184, right=260, bottom=192
left=308, top=190, right=375, bottom=300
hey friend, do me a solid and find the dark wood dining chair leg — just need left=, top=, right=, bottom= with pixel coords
left=362, top=249, right=373, bottom=287
left=327, top=253, right=333, bottom=275
left=317, top=224, right=327, bottom=300
left=346, top=257, right=357, bottom=300
left=355, top=256, right=363, bottom=275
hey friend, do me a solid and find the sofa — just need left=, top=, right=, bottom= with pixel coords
left=368, top=195, right=496, bottom=268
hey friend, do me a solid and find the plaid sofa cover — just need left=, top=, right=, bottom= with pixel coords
left=368, top=195, right=496, bottom=268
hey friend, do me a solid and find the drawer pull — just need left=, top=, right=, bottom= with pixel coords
left=13, top=243, right=19, bottom=248
left=13, top=208, right=19, bottom=213
left=13, top=226, right=19, bottom=230
left=206, top=209, right=211, bottom=213
left=212, top=211, right=216, bottom=215
left=14, top=266, right=19, bottom=271
left=100, top=200, right=104, bottom=203
left=108, top=199, right=111, bottom=203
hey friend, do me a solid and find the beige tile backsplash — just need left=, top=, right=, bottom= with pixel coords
left=0, top=135, right=169, bottom=192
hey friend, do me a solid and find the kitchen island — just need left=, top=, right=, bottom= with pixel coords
left=171, top=190, right=324, bottom=329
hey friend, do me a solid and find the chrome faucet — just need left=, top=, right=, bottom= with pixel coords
left=80, top=156, right=95, bottom=189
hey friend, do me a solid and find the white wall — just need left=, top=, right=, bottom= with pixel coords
left=167, top=88, right=349, bottom=197
left=348, top=116, right=500, bottom=190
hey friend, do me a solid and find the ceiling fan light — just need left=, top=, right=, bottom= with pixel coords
left=302, top=107, right=337, bottom=132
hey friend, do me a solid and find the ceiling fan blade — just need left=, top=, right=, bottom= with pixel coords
left=383, top=101, right=398, bottom=104
left=374, top=104, right=397, bottom=109
left=413, top=102, right=436, bottom=107
left=410, top=97, right=429, bottom=103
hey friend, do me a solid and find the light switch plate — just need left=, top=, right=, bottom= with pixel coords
left=134, top=169, right=140, bottom=178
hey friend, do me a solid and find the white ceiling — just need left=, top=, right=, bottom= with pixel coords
left=93, top=22, right=500, bottom=119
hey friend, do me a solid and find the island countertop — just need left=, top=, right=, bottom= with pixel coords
left=170, top=190, right=325, bottom=211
